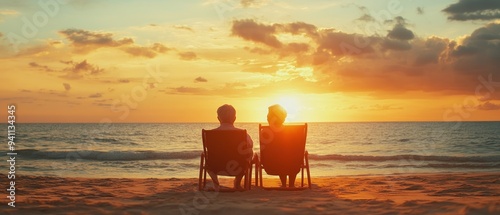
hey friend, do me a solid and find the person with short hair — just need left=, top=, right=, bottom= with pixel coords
left=209, top=104, right=254, bottom=190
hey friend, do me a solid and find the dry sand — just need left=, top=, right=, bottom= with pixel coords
left=1, top=173, right=499, bottom=215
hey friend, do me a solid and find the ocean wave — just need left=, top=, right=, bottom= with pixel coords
left=20, top=136, right=140, bottom=146
left=346, top=163, right=500, bottom=169
left=308, top=154, right=500, bottom=163
left=6, top=149, right=500, bottom=163
left=11, top=149, right=201, bottom=161
left=93, top=137, right=120, bottom=142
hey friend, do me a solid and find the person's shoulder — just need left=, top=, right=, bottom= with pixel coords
left=213, top=125, right=245, bottom=131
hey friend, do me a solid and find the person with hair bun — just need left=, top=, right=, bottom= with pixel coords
left=267, top=104, right=298, bottom=187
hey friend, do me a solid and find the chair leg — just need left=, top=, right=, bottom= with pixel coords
left=301, top=164, right=304, bottom=187
left=259, top=164, right=263, bottom=187
left=254, top=155, right=259, bottom=187
left=248, top=166, right=252, bottom=190
left=248, top=164, right=252, bottom=190
left=199, top=153, right=204, bottom=191
left=203, top=166, right=207, bottom=188
left=305, top=151, right=311, bottom=189
left=243, top=172, right=248, bottom=190
left=255, top=164, right=259, bottom=187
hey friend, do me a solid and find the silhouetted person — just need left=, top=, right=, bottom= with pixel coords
left=267, top=104, right=297, bottom=187
left=208, top=104, right=253, bottom=190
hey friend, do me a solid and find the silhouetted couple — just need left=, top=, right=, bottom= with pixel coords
left=208, top=104, right=296, bottom=189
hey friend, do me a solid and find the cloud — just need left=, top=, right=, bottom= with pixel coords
left=36, top=89, right=68, bottom=98
left=123, top=46, right=157, bottom=58
left=477, top=101, right=500, bottom=110
left=69, top=60, right=103, bottom=74
left=168, top=86, right=207, bottom=94
left=356, top=14, right=376, bottom=22
left=29, top=62, right=54, bottom=72
left=232, top=19, right=376, bottom=56
left=231, top=18, right=500, bottom=97
left=244, top=46, right=272, bottom=55
left=173, top=25, right=194, bottom=32
left=382, top=16, right=415, bottom=51
left=387, top=25, right=414, bottom=40
left=151, top=43, right=170, bottom=53
left=417, top=7, right=424, bottom=15
left=283, top=43, right=309, bottom=53
left=232, top=19, right=282, bottom=48
left=63, top=83, right=71, bottom=91
left=60, top=60, right=104, bottom=79
left=447, top=23, right=500, bottom=73
left=413, top=37, right=448, bottom=66
left=49, top=40, right=63, bottom=46
left=194, top=77, right=208, bottom=83
left=178, top=51, right=197, bottom=60
left=387, top=17, right=415, bottom=41
left=382, top=39, right=412, bottom=51
left=315, top=31, right=378, bottom=55
left=443, top=0, right=500, bottom=21
left=89, top=93, right=102, bottom=98
left=59, top=29, right=133, bottom=53
left=478, top=93, right=500, bottom=101
left=91, top=98, right=113, bottom=107
left=281, top=22, right=318, bottom=37
left=59, top=28, right=170, bottom=58
left=240, top=0, right=268, bottom=8
left=232, top=19, right=320, bottom=57
left=354, top=6, right=375, bottom=22
left=122, top=43, right=170, bottom=58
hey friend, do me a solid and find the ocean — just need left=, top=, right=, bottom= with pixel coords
left=2, top=122, right=500, bottom=178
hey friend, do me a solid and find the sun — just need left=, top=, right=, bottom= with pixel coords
left=275, top=95, right=301, bottom=122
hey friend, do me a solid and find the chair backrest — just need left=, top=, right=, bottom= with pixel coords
left=202, top=129, right=250, bottom=176
left=259, top=123, right=308, bottom=175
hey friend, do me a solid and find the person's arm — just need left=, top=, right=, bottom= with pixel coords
left=246, top=134, right=254, bottom=153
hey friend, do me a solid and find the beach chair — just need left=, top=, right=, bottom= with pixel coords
left=199, top=129, right=253, bottom=191
left=255, top=123, right=311, bottom=189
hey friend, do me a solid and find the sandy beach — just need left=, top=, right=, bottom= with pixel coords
left=2, top=173, right=499, bottom=215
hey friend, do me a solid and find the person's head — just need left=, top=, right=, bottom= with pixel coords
left=267, top=104, right=287, bottom=126
left=217, top=104, right=236, bottom=124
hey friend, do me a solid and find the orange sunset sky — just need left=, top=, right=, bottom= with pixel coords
left=1, top=0, right=500, bottom=123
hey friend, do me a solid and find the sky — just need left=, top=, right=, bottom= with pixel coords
left=0, top=0, right=500, bottom=123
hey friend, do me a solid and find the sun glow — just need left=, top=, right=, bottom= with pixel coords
left=273, top=95, right=302, bottom=122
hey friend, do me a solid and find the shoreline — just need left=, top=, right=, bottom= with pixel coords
left=2, top=172, right=499, bottom=214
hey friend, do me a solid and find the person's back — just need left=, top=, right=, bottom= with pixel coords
left=260, top=125, right=305, bottom=176
left=265, top=104, right=299, bottom=187
left=208, top=104, right=253, bottom=189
